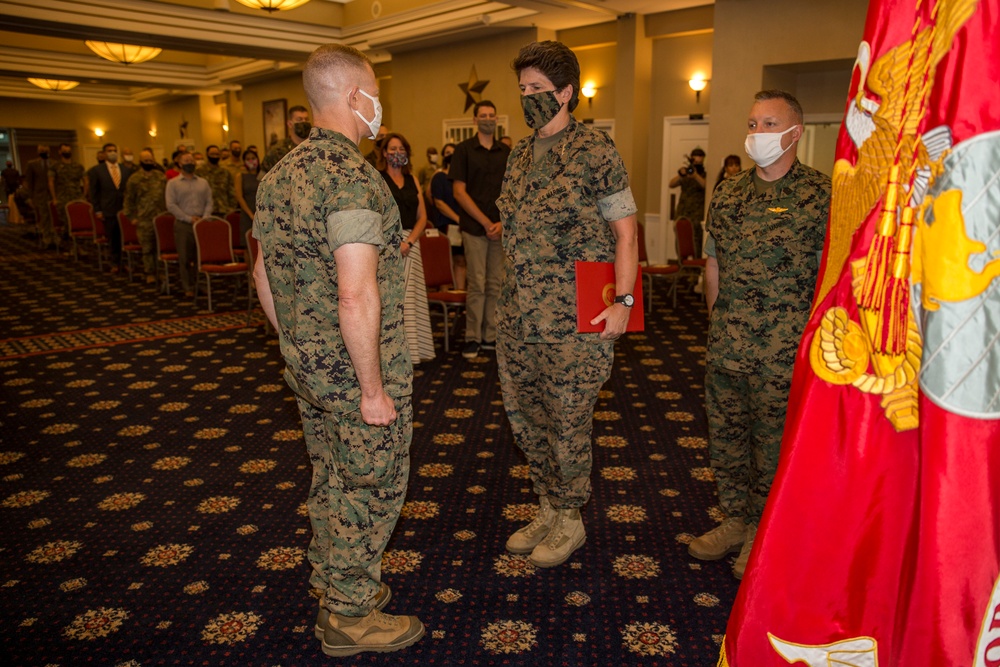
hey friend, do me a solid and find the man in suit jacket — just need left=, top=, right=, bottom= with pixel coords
left=24, top=145, right=55, bottom=248
left=89, top=142, right=132, bottom=272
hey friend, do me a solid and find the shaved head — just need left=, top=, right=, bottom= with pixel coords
left=303, top=44, right=374, bottom=110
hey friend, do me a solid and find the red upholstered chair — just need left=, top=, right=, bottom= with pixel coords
left=226, top=210, right=245, bottom=260
left=638, top=222, right=680, bottom=311
left=66, top=200, right=95, bottom=261
left=675, top=217, right=708, bottom=288
left=48, top=200, right=63, bottom=250
left=91, top=213, right=111, bottom=271
left=422, top=233, right=466, bottom=353
left=118, top=211, right=143, bottom=281
left=193, top=216, right=248, bottom=311
left=153, top=213, right=178, bottom=294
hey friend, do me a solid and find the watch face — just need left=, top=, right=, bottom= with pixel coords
left=616, top=294, right=634, bottom=307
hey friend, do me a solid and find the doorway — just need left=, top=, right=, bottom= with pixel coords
left=658, top=117, right=709, bottom=263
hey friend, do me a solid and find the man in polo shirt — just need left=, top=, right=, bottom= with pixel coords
left=450, top=100, right=510, bottom=359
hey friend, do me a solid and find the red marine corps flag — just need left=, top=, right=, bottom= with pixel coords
left=720, top=0, right=1000, bottom=665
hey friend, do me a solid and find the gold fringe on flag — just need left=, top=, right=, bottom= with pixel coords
left=859, top=164, right=902, bottom=312
left=877, top=205, right=915, bottom=354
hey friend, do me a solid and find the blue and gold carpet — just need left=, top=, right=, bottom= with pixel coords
left=0, top=224, right=737, bottom=666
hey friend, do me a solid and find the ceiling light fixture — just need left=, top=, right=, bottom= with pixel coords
left=85, top=41, right=162, bottom=65
left=27, top=78, right=80, bottom=91
left=232, top=0, right=312, bottom=12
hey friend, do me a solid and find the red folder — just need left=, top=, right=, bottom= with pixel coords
left=575, top=261, right=644, bottom=333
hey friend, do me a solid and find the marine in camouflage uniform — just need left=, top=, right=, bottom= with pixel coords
left=195, top=162, right=236, bottom=216
left=24, top=150, right=54, bottom=246
left=704, top=158, right=830, bottom=527
left=123, top=159, right=167, bottom=277
left=254, top=125, right=413, bottom=618
left=674, top=172, right=706, bottom=258
left=261, top=137, right=295, bottom=174
left=48, top=158, right=86, bottom=232
left=496, top=114, right=637, bottom=512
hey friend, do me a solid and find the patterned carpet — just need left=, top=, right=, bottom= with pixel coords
left=0, top=222, right=738, bottom=666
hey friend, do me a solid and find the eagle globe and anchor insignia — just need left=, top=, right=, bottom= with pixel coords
left=808, top=0, right=1000, bottom=435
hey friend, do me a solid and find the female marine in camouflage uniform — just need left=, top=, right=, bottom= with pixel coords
left=496, top=40, right=639, bottom=568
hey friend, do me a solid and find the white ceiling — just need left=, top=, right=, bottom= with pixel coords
left=0, top=0, right=708, bottom=105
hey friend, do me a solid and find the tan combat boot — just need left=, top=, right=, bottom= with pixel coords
left=528, top=507, right=586, bottom=568
left=732, top=522, right=758, bottom=579
left=506, top=495, right=557, bottom=554
left=687, top=517, right=747, bottom=560
left=314, top=582, right=391, bottom=640
left=322, top=608, right=424, bottom=657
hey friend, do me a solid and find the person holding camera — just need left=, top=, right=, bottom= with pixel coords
left=669, top=146, right=707, bottom=258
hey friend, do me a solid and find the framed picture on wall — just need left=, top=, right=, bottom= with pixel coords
left=262, top=98, right=287, bottom=149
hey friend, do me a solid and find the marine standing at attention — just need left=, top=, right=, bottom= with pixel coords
left=253, top=43, right=424, bottom=658
left=497, top=40, right=639, bottom=569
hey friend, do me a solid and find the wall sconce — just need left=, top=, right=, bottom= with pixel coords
left=149, top=128, right=157, bottom=138
left=688, top=76, right=708, bottom=103
left=222, top=123, right=229, bottom=132
left=581, top=82, right=597, bottom=108
left=94, top=128, right=105, bottom=138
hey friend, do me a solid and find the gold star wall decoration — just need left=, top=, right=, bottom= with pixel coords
left=458, top=65, right=489, bottom=112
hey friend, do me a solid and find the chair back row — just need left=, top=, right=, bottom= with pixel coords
left=225, top=210, right=244, bottom=250
left=636, top=217, right=700, bottom=264
left=154, top=214, right=177, bottom=254
left=194, top=216, right=238, bottom=265
left=66, top=200, right=95, bottom=235
left=422, top=234, right=455, bottom=289
left=118, top=212, right=140, bottom=245
left=675, top=217, right=696, bottom=262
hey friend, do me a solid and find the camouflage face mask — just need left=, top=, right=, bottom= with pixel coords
left=521, top=90, right=563, bottom=130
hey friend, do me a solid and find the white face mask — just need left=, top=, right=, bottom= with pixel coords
left=352, top=88, right=383, bottom=140
left=744, top=125, right=798, bottom=168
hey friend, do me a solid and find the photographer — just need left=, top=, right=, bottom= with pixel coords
left=669, top=147, right=707, bottom=258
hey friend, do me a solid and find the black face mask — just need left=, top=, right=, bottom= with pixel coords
left=140, top=162, right=155, bottom=171
left=207, top=156, right=220, bottom=165
left=61, top=151, right=72, bottom=159
left=181, top=163, right=196, bottom=174
left=231, top=149, right=241, bottom=158
left=39, top=152, right=49, bottom=159
left=293, top=122, right=312, bottom=140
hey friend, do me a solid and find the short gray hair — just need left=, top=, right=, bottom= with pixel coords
left=755, top=89, right=804, bottom=124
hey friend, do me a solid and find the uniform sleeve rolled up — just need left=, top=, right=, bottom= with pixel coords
left=327, top=208, right=385, bottom=251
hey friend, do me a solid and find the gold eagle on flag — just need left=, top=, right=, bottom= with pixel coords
left=809, top=0, right=978, bottom=432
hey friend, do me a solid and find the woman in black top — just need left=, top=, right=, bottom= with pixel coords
left=235, top=149, right=261, bottom=242
left=379, top=133, right=435, bottom=363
